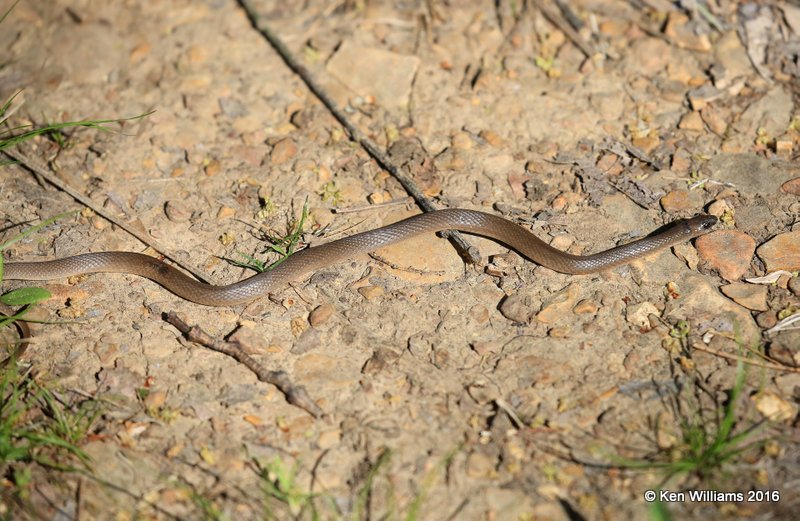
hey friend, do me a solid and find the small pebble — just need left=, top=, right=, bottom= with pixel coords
left=164, top=200, right=191, bottom=223
left=204, top=159, right=221, bottom=177
left=358, top=286, right=384, bottom=299
left=466, top=451, right=496, bottom=478
left=308, top=304, right=335, bottom=327
left=536, top=284, right=580, bottom=324
left=317, top=428, right=341, bottom=450
left=775, top=138, right=793, bottom=155
left=499, top=293, right=535, bottom=323
left=678, top=111, right=704, bottom=131
left=781, top=178, right=800, bottom=195
left=451, top=131, right=473, bottom=150
left=216, top=206, right=235, bottom=219
left=270, top=138, right=297, bottom=165
left=471, top=340, right=501, bottom=356
left=573, top=299, right=598, bottom=315
left=788, top=276, right=800, bottom=296
left=755, top=311, right=777, bottom=329
left=469, top=304, right=490, bottom=324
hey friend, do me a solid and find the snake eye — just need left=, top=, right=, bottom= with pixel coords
left=700, top=216, right=717, bottom=230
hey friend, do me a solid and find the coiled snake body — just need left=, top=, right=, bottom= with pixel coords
left=3, top=209, right=717, bottom=306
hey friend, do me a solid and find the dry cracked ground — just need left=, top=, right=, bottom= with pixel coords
left=1, top=0, right=799, bottom=520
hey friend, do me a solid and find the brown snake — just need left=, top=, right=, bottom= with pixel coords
left=1, top=209, right=716, bottom=364
left=3, top=209, right=716, bottom=308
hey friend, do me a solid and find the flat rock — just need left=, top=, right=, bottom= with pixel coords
left=714, top=31, right=754, bottom=80
left=757, top=231, right=800, bottom=272
left=696, top=230, right=755, bottom=281
left=720, top=282, right=769, bottom=311
left=536, top=284, right=580, bottom=324
left=665, top=273, right=759, bottom=346
left=781, top=177, right=800, bottom=195
left=327, top=40, right=420, bottom=111
left=372, top=211, right=465, bottom=285
left=660, top=189, right=705, bottom=212
left=707, top=154, right=797, bottom=195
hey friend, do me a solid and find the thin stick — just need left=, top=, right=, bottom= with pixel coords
left=333, top=197, right=413, bottom=214
left=164, top=311, right=324, bottom=418
left=4, top=148, right=211, bottom=283
left=531, top=0, right=595, bottom=59
left=691, top=344, right=800, bottom=373
left=235, top=0, right=481, bottom=264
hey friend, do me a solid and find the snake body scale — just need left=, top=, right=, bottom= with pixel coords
left=3, top=209, right=717, bottom=307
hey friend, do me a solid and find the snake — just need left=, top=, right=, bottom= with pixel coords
left=3, top=209, right=716, bottom=309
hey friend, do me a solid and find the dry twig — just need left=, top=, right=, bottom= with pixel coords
left=236, top=0, right=481, bottom=264
left=164, top=311, right=324, bottom=418
left=4, top=147, right=211, bottom=283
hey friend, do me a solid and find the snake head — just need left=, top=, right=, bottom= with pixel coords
left=686, top=214, right=718, bottom=237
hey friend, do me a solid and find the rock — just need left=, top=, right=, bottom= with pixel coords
left=536, top=284, right=580, bottom=324
left=671, top=149, right=692, bottom=173
left=471, top=340, right=502, bottom=356
left=626, top=302, right=660, bottom=329
left=218, top=96, right=248, bottom=118
left=499, top=292, right=536, bottom=323
left=755, top=311, right=777, bottom=329
left=589, top=92, right=624, bottom=120
left=775, top=138, right=793, bottom=155
left=720, top=282, right=769, bottom=311
left=735, top=87, right=793, bottom=139
left=573, top=299, right=598, bottom=315
left=326, top=40, right=420, bottom=111
left=753, top=391, right=797, bottom=423
left=672, top=242, right=701, bottom=271
left=768, top=330, right=800, bottom=367
left=371, top=211, right=464, bottom=285
left=451, top=131, right=473, bottom=150
left=291, top=328, right=320, bottom=355
left=707, top=154, right=797, bottom=195
left=664, top=12, right=711, bottom=51
left=164, top=200, right=191, bottom=223
left=714, top=31, right=755, bottom=80
left=700, top=106, right=728, bottom=135
left=707, top=199, right=733, bottom=217
left=628, top=38, right=671, bottom=75
left=144, top=390, right=167, bottom=410
left=695, top=230, right=755, bottom=281
left=665, top=273, right=759, bottom=346
left=631, top=135, right=659, bottom=154
left=204, top=159, right=221, bottom=176
left=357, top=286, right=384, bottom=300
left=308, top=304, right=335, bottom=327
left=228, top=324, right=269, bottom=354
left=469, top=304, right=490, bottom=324
left=660, top=189, right=704, bottom=212
left=479, top=129, right=506, bottom=148
left=361, top=347, right=400, bottom=375
left=687, top=85, right=723, bottom=111
left=757, top=231, right=800, bottom=272
left=678, top=111, right=704, bottom=131
left=270, top=138, right=297, bottom=165
left=216, top=206, right=235, bottom=219
left=317, top=428, right=341, bottom=450
left=293, top=353, right=359, bottom=388
left=790, top=277, right=800, bottom=296
left=466, top=451, right=496, bottom=478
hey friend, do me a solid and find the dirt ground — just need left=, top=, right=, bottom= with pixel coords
left=1, top=0, right=799, bottom=519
